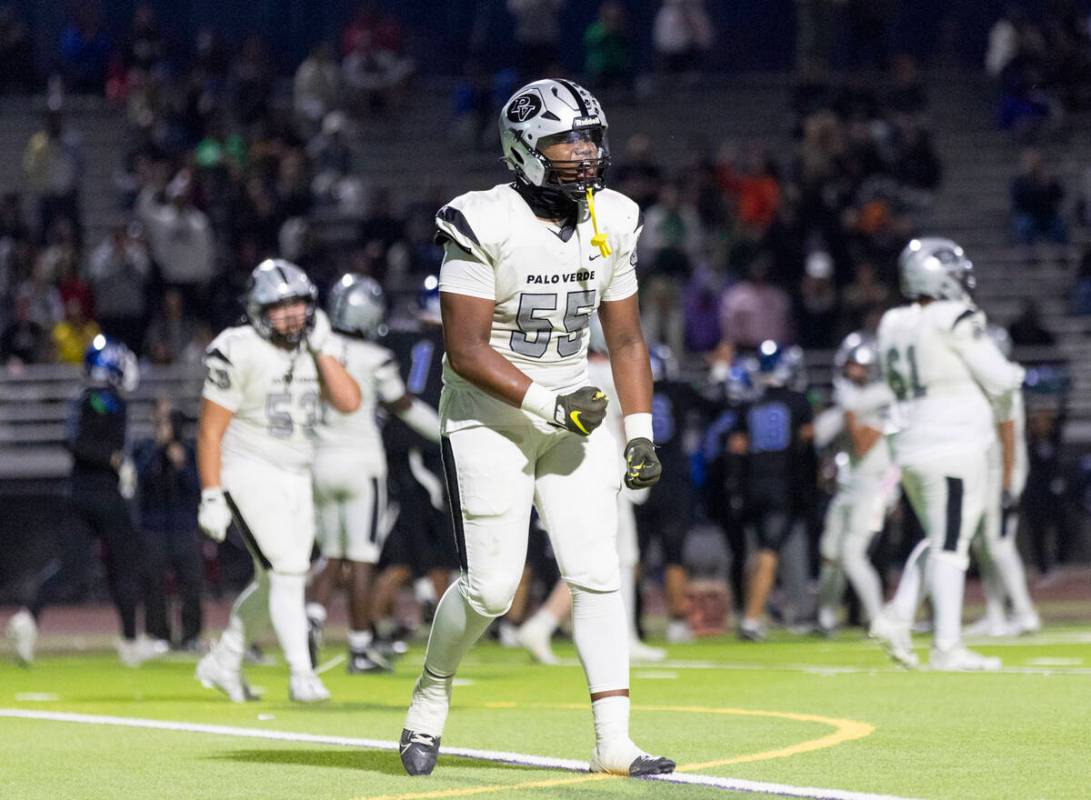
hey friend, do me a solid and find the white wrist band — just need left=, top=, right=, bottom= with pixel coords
left=520, top=382, right=558, bottom=422
left=624, top=412, right=654, bottom=443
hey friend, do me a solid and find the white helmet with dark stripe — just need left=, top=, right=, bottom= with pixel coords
left=245, top=258, right=318, bottom=346
left=834, top=331, right=882, bottom=383
left=898, top=237, right=976, bottom=303
left=328, top=272, right=385, bottom=338
left=499, top=78, right=610, bottom=201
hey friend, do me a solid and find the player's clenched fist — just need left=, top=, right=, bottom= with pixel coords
left=198, top=487, right=233, bottom=542
left=623, top=438, right=661, bottom=489
left=553, top=386, right=609, bottom=435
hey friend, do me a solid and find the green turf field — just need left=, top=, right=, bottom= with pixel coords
left=3, top=627, right=1090, bottom=800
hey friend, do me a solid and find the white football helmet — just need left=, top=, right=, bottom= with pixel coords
left=328, top=272, right=385, bottom=338
left=499, top=78, right=610, bottom=200
left=898, top=237, right=976, bottom=303
left=834, top=331, right=882, bottom=384
left=245, top=258, right=318, bottom=346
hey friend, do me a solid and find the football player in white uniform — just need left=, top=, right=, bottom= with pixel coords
left=399, top=79, right=674, bottom=778
left=195, top=260, right=361, bottom=702
left=307, top=274, right=441, bottom=673
left=816, top=332, right=899, bottom=634
left=516, top=317, right=666, bottom=665
left=967, top=325, right=1040, bottom=636
left=870, top=238, right=1024, bottom=671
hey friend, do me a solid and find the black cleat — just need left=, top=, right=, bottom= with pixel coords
left=628, top=755, right=676, bottom=776
left=347, top=648, right=391, bottom=674
left=400, top=729, right=440, bottom=775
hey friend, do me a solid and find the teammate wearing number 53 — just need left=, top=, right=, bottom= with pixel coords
left=195, top=259, right=360, bottom=703
left=400, top=78, right=672, bottom=778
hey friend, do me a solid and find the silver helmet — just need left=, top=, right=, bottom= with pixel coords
left=328, top=272, right=385, bottom=338
left=245, top=258, right=318, bottom=346
left=834, top=331, right=882, bottom=383
left=986, top=323, right=1013, bottom=359
left=499, top=78, right=610, bottom=200
left=898, top=237, right=976, bottom=303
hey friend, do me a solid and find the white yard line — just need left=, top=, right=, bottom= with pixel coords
left=0, top=708, right=918, bottom=800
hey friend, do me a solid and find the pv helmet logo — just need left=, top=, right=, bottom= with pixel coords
left=506, top=92, right=543, bottom=123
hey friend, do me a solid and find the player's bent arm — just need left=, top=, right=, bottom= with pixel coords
left=598, top=294, right=653, bottom=420
left=950, top=317, right=1025, bottom=398
left=441, top=290, right=535, bottom=407
left=197, top=397, right=234, bottom=490
left=315, top=353, right=361, bottom=413
left=845, top=411, right=881, bottom=458
left=385, top=393, right=442, bottom=443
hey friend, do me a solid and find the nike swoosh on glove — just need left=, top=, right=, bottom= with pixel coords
left=623, top=438, right=662, bottom=489
left=554, top=386, right=608, bottom=436
left=198, top=487, right=233, bottom=542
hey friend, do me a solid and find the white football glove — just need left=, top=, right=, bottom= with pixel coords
left=307, top=308, right=332, bottom=355
left=198, top=487, right=233, bottom=543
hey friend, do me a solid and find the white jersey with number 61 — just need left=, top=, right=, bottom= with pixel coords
left=877, top=300, right=1025, bottom=465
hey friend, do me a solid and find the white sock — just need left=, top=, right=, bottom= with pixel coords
left=422, top=580, right=495, bottom=678
left=887, top=540, right=930, bottom=625
left=929, top=553, right=966, bottom=653
left=992, top=537, right=1036, bottom=619
left=268, top=572, right=312, bottom=674
left=817, top=562, right=845, bottom=629
left=348, top=629, right=373, bottom=652
left=525, top=605, right=561, bottom=637
left=843, top=547, right=884, bottom=624
left=405, top=667, right=454, bottom=736
left=591, top=695, right=631, bottom=746
left=618, top=565, right=640, bottom=641
left=217, top=571, right=271, bottom=670
left=571, top=587, right=629, bottom=694
left=306, top=602, right=327, bottom=626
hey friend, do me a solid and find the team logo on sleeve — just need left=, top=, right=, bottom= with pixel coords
left=506, top=92, right=543, bottom=123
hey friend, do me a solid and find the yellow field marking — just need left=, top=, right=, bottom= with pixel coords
left=356, top=702, right=875, bottom=800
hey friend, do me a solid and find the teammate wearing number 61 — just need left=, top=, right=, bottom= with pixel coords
left=872, top=238, right=1024, bottom=671
left=194, top=260, right=360, bottom=703
left=399, top=78, right=673, bottom=778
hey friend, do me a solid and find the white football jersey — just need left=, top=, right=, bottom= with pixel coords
left=877, top=301, right=1025, bottom=464
left=203, top=325, right=321, bottom=473
left=832, top=378, right=894, bottom=488
left=315, top=332, right=406, bottom=473
left=987, top=388, right=1028, bottom=497
left=436, top=183, right=641, bottom=431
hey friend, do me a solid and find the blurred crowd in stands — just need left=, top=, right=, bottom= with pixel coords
left=1, top=0, right=1091, bottom=369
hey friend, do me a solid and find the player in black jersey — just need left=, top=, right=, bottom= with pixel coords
left=372, top=277, right=458, bottom=649
left=699, top=354, right=757, bottom=619
left=729, top=341, right=815, bottom=641
left=633, top=345, right=713, bottom=643
left=7, top=338, right=167, bottom=667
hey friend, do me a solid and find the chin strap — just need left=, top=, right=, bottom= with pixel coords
left=585, top=188, right=611, bottom=258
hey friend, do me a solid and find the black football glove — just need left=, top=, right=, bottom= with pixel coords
left=554, top=386, right=608, bottom=435
left=1000, top=489, right=1018, bottom=514
left=624, top=437, right=662, bottom=489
